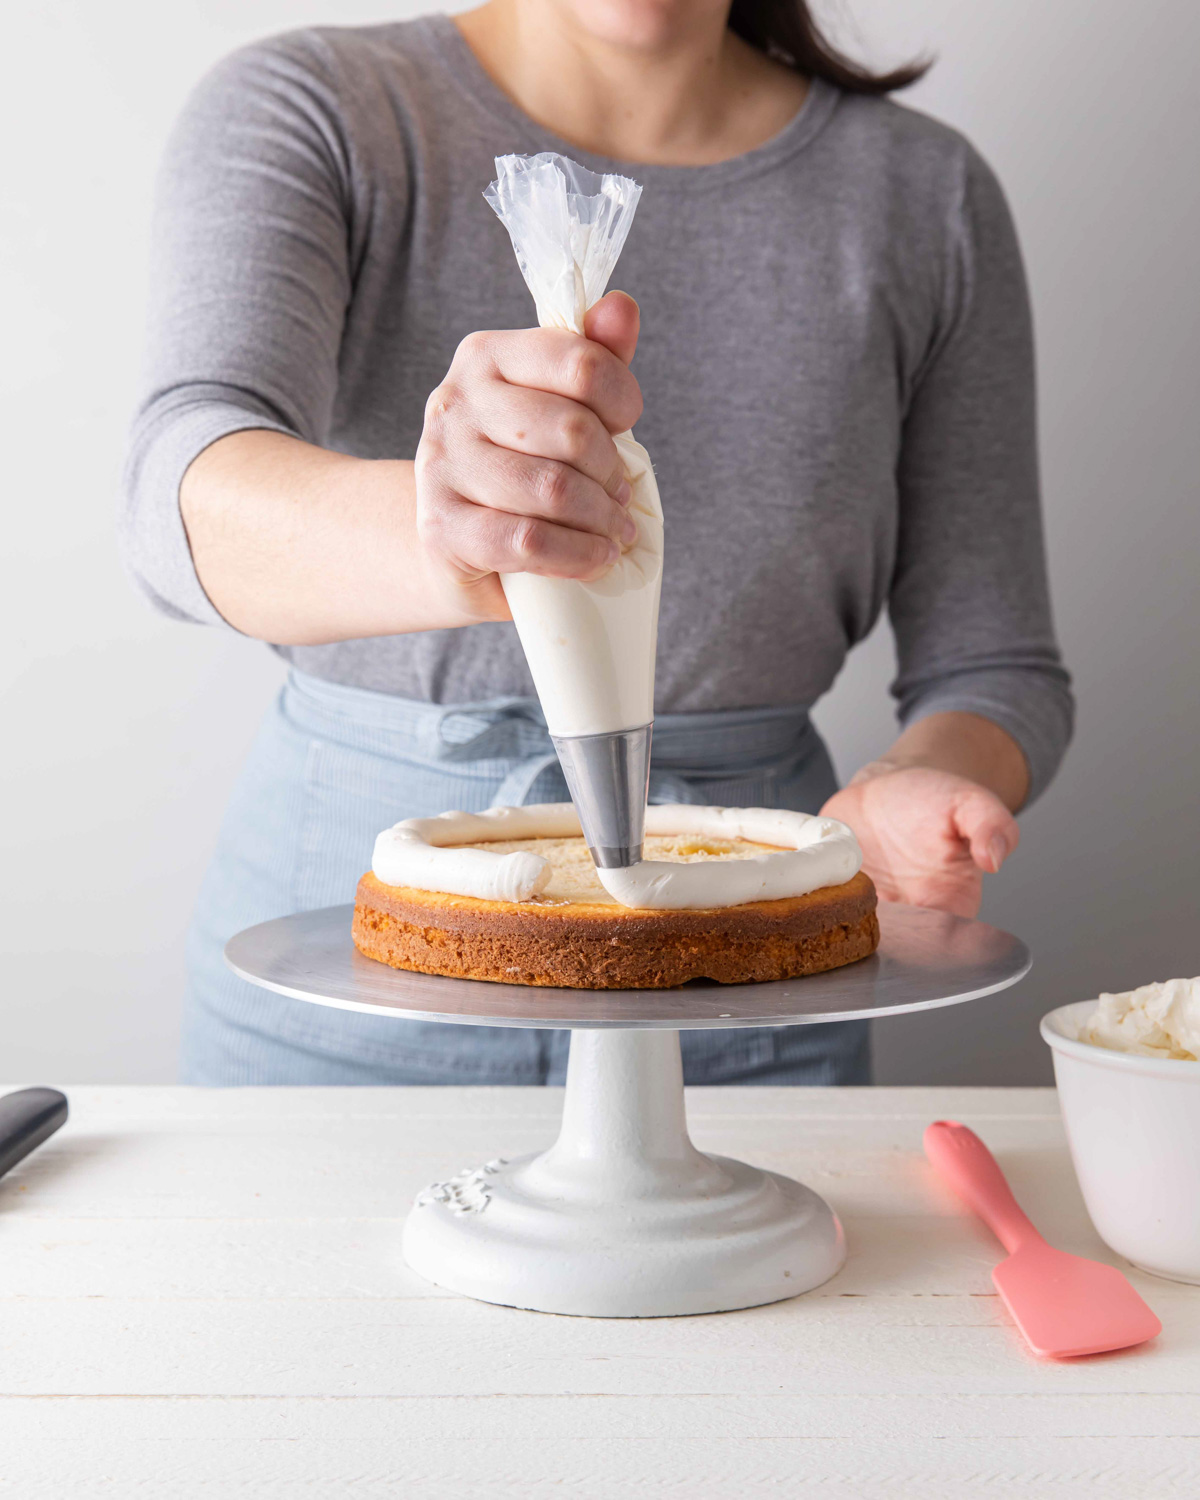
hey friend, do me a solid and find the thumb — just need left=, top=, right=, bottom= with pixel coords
left=584, top=290, right=640, bottom=366
left=954, top=787, right=1020, bottom=875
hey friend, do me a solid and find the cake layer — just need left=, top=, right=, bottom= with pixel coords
left=352, top=868, right=879, bottom=990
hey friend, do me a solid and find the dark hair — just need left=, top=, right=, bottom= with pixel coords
left=728, top=1, right=931, bottom=94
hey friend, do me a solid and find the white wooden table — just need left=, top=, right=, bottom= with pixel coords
left=2, top=1086, right=1197, bottom=1497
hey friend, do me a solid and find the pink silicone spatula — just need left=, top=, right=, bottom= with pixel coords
left=924, top=1120, right=1161, bottom=1359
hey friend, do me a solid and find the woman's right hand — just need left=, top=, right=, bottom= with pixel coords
left=414, top=290, right=644, bottom=622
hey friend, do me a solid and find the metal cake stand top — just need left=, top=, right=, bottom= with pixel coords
left=225, top=901, right=1030, bottom=1029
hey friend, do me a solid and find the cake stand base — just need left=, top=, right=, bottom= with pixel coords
left=227, top=900, right=1030, bottom=1318
left=402, top=1027, right=844, bottom=1317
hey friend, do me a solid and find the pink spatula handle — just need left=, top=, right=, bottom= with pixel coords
left=924, top=1120, right=1043, bottom=1255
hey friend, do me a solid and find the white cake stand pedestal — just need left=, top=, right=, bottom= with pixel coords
left=227, top=903, right=1028, bottom=1318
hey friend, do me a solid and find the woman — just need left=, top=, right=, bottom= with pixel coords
left=122, top=0, right=1072, bottom=1085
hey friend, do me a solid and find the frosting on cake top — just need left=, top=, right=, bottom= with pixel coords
left=371, top=803, right=862, bottom=911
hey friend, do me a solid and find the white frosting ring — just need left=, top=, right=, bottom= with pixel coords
left=371, top=806, right=577, bottom=903
left=598, top=805, right=862, bottom=910
left=372, top=803, right=862, bottom=911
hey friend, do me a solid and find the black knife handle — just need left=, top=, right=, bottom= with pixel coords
left=0, top=1088, right=68, bottom=1180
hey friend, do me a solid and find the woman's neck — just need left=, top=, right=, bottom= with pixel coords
left=454, top=0, right=809, bottom=165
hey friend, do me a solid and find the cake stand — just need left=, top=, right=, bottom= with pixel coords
left=227, top=902, right=1028, bottom=1318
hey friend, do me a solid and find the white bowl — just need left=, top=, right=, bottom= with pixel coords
left=1042, top=1000, right=1200, bottom=1284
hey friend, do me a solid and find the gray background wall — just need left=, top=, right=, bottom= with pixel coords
left=3, top=0, right=1197, bottom=1084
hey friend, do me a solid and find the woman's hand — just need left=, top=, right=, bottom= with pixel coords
left=820, top=713, right=1030, bottom=918
left=415, top=291, right=644, bottom=622
left=822, top=764, right=1019, bottom=918
left=180, top=294, right=643, bottom=645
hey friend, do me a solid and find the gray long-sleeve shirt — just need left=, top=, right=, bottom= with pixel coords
left=121, top=15, right=1073, bottom=798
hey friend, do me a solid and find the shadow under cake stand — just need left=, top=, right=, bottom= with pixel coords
left=226, top=902, right=1029, bottom=1318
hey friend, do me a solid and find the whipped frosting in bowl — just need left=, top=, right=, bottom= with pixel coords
left=371, top=803, right=863, bottom=911
left=1068, top=977, right=1200, bottom=1060
left=1042, top=984, right=1200, bottom=1284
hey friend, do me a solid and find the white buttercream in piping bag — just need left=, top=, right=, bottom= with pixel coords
left=485, top=154, right=663, bottom=738
left=371, top=804, right=863, bottom=910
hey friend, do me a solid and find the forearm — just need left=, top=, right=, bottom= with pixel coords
left=853, top=711, right=1030, bottom=812
left=180, top=431, right=499, bottom=643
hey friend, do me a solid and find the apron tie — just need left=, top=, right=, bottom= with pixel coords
left=286, top=672, right=829, bottom=811
left=431, top=707, right=805, bottom=810
left=492, top=748, right=563, bottom=807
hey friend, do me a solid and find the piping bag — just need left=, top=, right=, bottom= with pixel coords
left=485, top=154, right=664, bottom=869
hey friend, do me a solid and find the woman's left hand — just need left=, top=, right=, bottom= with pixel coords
left=821, top=764, right=1020, bottom=918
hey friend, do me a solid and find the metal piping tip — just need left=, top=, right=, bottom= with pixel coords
left=551, top=725, right=652, bottom=869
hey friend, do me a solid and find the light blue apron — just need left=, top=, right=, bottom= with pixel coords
left=181, top=671, right=869, bottom=1085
